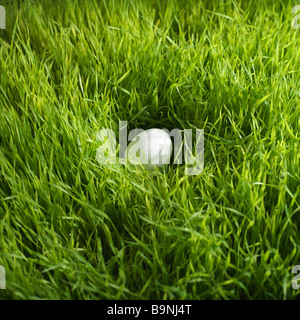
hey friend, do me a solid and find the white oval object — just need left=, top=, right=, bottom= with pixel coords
left=127, top=129, right=172, bottom=170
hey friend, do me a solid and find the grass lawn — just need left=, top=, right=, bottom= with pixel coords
left=0, top=0, right=299, bottom=299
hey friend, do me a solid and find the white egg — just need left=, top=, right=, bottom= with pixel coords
left=127, top=129, right=172, bottom=170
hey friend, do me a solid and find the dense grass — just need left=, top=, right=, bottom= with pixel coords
left=0, top=0, right=299, bottom=299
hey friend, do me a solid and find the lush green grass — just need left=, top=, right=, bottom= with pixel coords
left=0, top=0, right=299, bottom=299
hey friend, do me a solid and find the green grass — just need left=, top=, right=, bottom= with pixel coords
left=0, top=0, right=299, bottom=300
